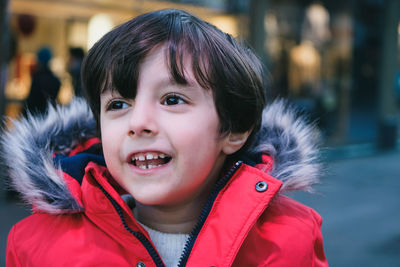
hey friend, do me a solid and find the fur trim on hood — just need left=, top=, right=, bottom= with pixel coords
left=1, top=99, right=96, bottom=214
left=1, top=98, right=321, bottom=214
left=249, top=100, right=321, bottom=192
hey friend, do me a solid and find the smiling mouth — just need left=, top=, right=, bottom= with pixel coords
left=130, top=152, right=172, bottom=170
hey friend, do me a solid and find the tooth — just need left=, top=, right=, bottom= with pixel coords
left=146, top=154, right=154, bottom=160
left=157, top=164, right=162, bottom=167
left=138, top=165, right=146, bottom=169
left=159, top=154, right=165, bottom=159
left=138, top=155, right=145, bottom=161
left=148, top=164, right=154, bottom=169
left=153, top=154, right=159, bottom=159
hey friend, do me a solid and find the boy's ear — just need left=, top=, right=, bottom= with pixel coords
left=222, top=130, right=252, bottom=155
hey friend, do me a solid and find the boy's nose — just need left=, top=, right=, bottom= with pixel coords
left=127, top=101, right=158, bottom=137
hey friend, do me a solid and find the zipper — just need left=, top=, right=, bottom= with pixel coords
left=177, top=161, right=243, bottom=267
left=89, top=161, right=242, bottom=267
left=89, top=170, right=165, bottom=267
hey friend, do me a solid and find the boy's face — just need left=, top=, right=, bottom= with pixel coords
left=100, top=46, right=231, bottom=207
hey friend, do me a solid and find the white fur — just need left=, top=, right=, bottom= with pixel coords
left=1, top=98, right=95, bottom=214
left=250, top=100, right=321, bottom=192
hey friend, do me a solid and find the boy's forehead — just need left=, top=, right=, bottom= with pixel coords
left=154, top=45, right=197, bottom=75
left=142, top=45, right=201, bottom=87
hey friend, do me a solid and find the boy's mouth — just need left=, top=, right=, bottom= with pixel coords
left=130, top=152, right=172, bottom=170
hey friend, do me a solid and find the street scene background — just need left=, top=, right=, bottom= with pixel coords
left=1, top=0, right=399, bottom=266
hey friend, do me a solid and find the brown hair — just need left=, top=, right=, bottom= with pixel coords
left=82, top=9, right=267, bottom=151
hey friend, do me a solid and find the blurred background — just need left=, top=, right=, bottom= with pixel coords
left=0, top=0, right=399, bottom=266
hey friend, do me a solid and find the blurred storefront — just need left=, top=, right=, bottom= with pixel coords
left=251, top=0, right=399, bottom=148
left=1, top=0, right=399, bottom=149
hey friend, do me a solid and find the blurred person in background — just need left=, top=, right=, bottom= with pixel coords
left=68, top=47, right=85, bottom=97
left=24, top=46, right=61, bottom=115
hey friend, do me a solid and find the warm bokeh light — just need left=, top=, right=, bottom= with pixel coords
left=87, top=14, right=114, bottom=49
left=68, top=21, right=88, bottom=50
left=302, top=3, right=331, bottom=46
left=208, top=15, right=238, bottom=37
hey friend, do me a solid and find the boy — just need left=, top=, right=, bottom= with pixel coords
left=3, top=9, right=328, bottom=266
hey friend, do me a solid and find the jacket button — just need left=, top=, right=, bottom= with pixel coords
left=255, top=181, right=268, bottom=192
left=136, top=262, right=146, bottom=267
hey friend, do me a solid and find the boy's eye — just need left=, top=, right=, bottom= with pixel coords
left=162, top=94, right=186, bottom=105
left=107, top=100, right=129, bottom=110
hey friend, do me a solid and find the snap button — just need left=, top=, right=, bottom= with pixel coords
left=255, top=181, right=268, bottom=192
left=136, top=262, right=146, bottom=267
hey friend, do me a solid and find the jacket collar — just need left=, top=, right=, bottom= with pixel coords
left=186, top=163, right=283, bottom=265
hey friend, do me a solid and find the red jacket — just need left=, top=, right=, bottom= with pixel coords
left=3, top=99, right=328, bottom=266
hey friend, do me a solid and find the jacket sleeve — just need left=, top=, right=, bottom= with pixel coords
left=311, top=209, right=329, bottom=266
left=6, top=226, right=22, bottom=267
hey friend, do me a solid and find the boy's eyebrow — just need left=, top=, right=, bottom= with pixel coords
left=157, top=76, right=197, bottom=90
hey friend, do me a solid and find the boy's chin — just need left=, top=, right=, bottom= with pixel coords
left=132, top=192, right=198, bottom=208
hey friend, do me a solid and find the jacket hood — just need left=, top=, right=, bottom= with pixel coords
left=1, top=98, right=321, bottom=214
left=248, top=100, right=321, bottom=192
